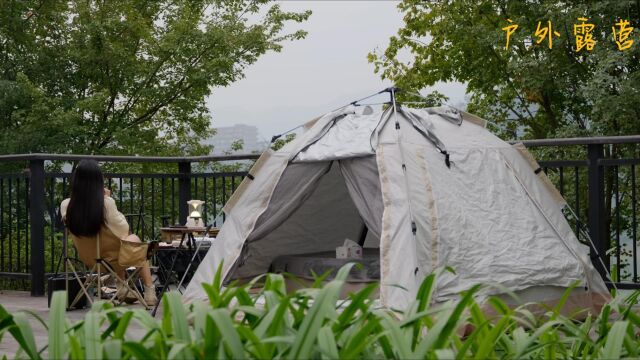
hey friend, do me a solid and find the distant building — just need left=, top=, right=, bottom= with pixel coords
left=204, top=124, right=268, bottom=155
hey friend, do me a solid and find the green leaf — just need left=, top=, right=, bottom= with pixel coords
left=414, top=306, right=454, bottom=357
left=68, top=332, right=84, bottom=360
left=122, top=341, right=151, bottom=360
left=334, top=282, right=378, bottom=333
left=289, top=263, right=354, bottom=359
left=167, top=343, right=190, bottom=360
left=316, top=325, right=339, bottom=359
left=103, top=339, right=122, bottom=360
left=378, top=311, right=413, bottom=359
left=113, top=311, right=134, bottom=340
left=210, top=309, right=245, bottom=359
left=340, top=316, right=381, bottom=359
left=434, top=284, right=482, bottom=349
left=164, top=292, right=191, bottom=342
left=600, top=321, right=628, bottom=359
left=84, top=312, right=103, bottom=360
left=48, top=291, right=67, bottom=360
left=236, top=326, right=270, bottom=359
left=11, top=313, right=40, bottom=360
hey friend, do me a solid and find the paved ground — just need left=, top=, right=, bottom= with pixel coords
left=0, top=290, right=160, bottom=357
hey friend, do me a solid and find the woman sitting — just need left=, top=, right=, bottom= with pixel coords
left=61, top=159, right=157, bottom=306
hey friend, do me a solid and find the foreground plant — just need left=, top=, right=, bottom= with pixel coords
left=1, top=264, right=639, bottom=359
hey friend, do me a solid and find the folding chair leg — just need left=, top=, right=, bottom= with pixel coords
left=97, top=263, right=102, bottom=300
left=127, top=267, right=149, bottom=308
left=67, top=259, right=96, bottom=309
left=99, top=261, right=148, bottom=309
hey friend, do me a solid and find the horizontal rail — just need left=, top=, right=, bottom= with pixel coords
left=0, top=272, right=32, bottom=280
left=0, top=135, right=637, bottom=162
left=606, top=282, right=640, bottom=290
left=599, top=158, right=640, bottom=166
left=0, top=272, right=59, bottom=280
left=0, top=153, right=261, bottom=163
left=44, top=172, right=249, bottom=179
left=512, top=135, right=640, bottom=147
left=0, top=173, right=28, bottom=178
left=538, top=160, right=589, bottom=167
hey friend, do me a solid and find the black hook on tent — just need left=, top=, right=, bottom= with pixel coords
left=270, top=123, right=306, bottom=144
left=441, top=150, right=451, bottom=168
left=381, top=86, right=401, bottom=104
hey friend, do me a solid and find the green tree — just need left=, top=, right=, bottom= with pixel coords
left=369, top=1, right=640, bottom=140
left=0, top=0, right=310, bottom=156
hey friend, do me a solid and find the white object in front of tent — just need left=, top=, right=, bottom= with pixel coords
left=336, top=239, right=363, bottom=259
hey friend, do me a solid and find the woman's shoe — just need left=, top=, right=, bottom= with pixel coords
left=144, top=285, right=158, bottom=306
left=115, top=286, right=138, bottom=304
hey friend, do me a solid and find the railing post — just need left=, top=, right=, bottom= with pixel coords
left=29, top=159, right=45, bottom=296
left=178, top=161, right=191, bottom=226
left=587, top=144, right=608, bottom=281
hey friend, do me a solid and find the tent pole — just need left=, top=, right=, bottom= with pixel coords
left=358, top=224, right=368, bottom=247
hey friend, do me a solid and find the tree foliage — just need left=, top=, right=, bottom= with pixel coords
left=369, top=0, right=640, bottom=140
left=0, top=0, right=310, bottom=155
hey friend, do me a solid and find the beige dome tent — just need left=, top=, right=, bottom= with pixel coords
left=184, top=89, right=609, bottom=312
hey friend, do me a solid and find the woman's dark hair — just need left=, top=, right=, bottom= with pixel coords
left=66, top=159, right=105, bottom=237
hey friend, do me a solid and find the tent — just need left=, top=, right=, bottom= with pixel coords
left=184, top=90, right=609, bottom=311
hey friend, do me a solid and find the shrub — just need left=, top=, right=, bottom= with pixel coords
left=1, top=264, right=639, bottom=359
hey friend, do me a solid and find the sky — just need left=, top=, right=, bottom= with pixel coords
left=205, top=1, right=467, bottom=141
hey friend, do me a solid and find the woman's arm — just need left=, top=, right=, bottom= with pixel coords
left=104, top=196, right=130, bottom=240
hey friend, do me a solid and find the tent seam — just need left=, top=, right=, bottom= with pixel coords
left=376, top=145, right=392, bottom=307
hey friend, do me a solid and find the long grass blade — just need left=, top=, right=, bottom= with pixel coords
left=11, top=313, right=40, bottom=360
left=317, top=325, right=339, bottom=359
left=600, top=321, right=628, bottom=359
left=103, top=339, right=122, bottom=360
left=164, top=292, right=191, bottom=342
left=48, top=291, right=67, bottom=360
left=84, top=312, right=102, bottom=360
left=210, top=309, right=245, bottom=359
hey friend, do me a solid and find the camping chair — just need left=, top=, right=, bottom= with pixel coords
left=65, top=232, right=150, bottom=309
left=63, top=208, right=154, bottom=309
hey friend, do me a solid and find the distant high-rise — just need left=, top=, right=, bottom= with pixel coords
left=204, top=124, right=267, bottom=155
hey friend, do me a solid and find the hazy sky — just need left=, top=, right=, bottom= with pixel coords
left=206, top=1, right=466, bottom=141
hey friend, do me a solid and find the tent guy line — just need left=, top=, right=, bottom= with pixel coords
left=270, top=87, right=397, bottom=144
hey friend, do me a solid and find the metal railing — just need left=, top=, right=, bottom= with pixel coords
left=0, top=135, right=639, bottom=296
left=0, top=153, right=258, bottom=295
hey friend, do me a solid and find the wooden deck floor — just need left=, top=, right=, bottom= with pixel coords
left=0, top=290, right=162, bottom=357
